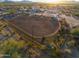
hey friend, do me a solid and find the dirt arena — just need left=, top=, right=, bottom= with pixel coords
left=9, top=14, right=60, bottom=38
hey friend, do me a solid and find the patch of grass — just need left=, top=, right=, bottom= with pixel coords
left=71, top=27, right=79, bottom=36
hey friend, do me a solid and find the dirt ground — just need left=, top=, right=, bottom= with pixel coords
left=9, top=14, right=60, bottom=38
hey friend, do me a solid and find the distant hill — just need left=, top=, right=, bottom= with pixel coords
left=1, top=0, right=32, bottom=3
left=20, top=0, right=32, bottom=3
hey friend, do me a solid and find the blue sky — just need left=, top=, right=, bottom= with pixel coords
left=11, top=0, right=79, bottom=2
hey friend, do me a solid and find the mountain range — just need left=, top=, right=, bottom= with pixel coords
left=0, top=0, right=32, bottom=3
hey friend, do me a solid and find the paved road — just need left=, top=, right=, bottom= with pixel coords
left=71, top=47, right=79, bottom=58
